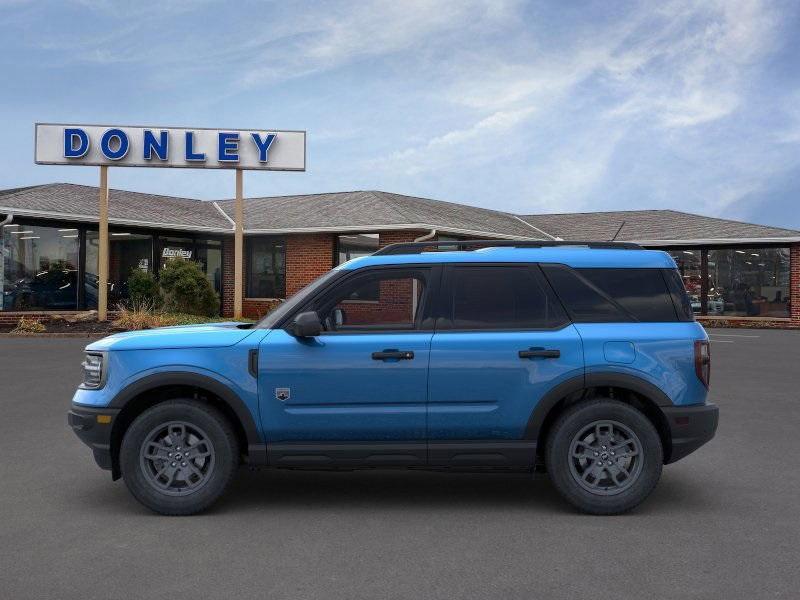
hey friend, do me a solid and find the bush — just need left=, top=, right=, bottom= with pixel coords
left=11, top=316, right=46, bottom=334
left=158, top=259, right=219, bottom=317
left=127, top=269, right=162, bottom=308
left=112, top=305, right=172, bottom=331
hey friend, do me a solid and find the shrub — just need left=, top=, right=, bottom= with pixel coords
left=11, top=316, right=46, bottom=334
left=127, top=269, right=162, bottom=308
left=158, top=259, right=219, bottom=317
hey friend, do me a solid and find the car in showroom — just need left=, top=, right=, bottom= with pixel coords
left=68, top=240, right=718, bottom=515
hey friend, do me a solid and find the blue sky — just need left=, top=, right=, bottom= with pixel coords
left=1, top=0, right=799, bottom=228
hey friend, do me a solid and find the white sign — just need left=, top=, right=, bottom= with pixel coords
left=34, top=123, right=306, bottom=171
left=162, top=247, right=193, bottom=259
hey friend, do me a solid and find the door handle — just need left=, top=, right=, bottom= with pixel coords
left=519, top=348, right=560, bottom=359
left=372, top=349, right=415, bottom=360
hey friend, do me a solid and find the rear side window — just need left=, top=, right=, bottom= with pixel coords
left=577, top=268, right=678, bottom=322
left=540, top=265, right=628, bottom=322
left=541, top=265, right=680, bottom=322
left=443, top=265, right=568, bottom=330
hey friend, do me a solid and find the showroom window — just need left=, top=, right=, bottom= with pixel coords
left=706, top=247, right=790, bottom=318
left=246, top=237, right=285, bottom=298
left=666, top=249, right=703, bottom=315
left=1, top=223, right=80, bottom=310
left=85, top=230, right=154, bottom=309
left=337, top=233, right=379, bottom=265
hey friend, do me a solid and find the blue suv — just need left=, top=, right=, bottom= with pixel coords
left=68, top=240, right=718, bottom=515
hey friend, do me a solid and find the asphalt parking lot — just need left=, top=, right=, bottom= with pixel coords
left=1, top=328, right=798, bottom=599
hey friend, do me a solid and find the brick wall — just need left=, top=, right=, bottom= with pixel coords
left=791, top=243, right=800, bottom=324
left=221, top=237, right=235, bottom=318
left=285, top=233, right=336, bottom=296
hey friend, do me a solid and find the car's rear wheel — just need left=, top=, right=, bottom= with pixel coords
left=120, top=400, right=238, bottom=515
left=546, top=399, right=663, bottom=515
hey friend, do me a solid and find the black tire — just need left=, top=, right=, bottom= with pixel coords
left=120, top=400, right=239, bottom=515
left=545, top=399, right=663, bottom=515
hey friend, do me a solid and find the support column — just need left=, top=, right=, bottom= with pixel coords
left=98, top=166, right=109, bottom=321
left=234, top=169, right=244, bottom=320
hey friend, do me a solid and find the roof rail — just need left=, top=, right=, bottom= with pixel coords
left=373, top=239, right=643, bottom=256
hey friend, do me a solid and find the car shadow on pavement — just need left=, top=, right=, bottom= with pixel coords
left=66, top=466, right=717, bottom=517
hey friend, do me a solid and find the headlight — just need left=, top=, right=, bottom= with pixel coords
left=81, top=352, right=106, bottom=389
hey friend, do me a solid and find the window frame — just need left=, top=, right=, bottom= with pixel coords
left=436, top=263, right=571, bottom=333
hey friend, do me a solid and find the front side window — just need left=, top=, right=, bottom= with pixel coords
left=444, top=265, right=567, bottom=330
left=247, top=237, right=286, bottom=298
left=311, top=269, right=428, bottom=332
left=2, top=223, right=79, bottom=310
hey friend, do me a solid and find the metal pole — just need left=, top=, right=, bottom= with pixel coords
left=98, top=166, right=109, bottom=321
left=234, top=169, right=244, bottom=319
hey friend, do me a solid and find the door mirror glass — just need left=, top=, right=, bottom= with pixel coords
left=291, top=311, right=322, bottom=338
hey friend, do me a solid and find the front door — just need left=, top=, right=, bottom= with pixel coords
left=427, top=264, right=584, bottom=467
left=258, top=266, right=437, bottom=466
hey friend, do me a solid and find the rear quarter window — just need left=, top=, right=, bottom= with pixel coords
left=541, top=265, right=680, bottom=323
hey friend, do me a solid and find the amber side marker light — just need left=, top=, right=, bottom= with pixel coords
left=96, top=415, right=112, bottom=424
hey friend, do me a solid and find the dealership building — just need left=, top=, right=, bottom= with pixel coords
left=1, top=182, right=799, bottom=328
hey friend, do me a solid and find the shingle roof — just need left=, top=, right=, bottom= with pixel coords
left=215, top=190, right=543, bottom=238
left=0, top=183, right=231, bottom=232
left=519, top=210, right=800, bottom=244
left=2, top=183, right=798, bottom=243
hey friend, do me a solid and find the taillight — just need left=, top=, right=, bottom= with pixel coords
left=694, top=340, right=710, bottom=389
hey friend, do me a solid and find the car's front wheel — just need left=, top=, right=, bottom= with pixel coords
left=545, top=399, right=663, bottom=515
left=120, top=400, right=238, bottom=515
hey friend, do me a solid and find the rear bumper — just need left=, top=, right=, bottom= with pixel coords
left=68, top=404, right=120, bottom=471
left=662, top=403, right=719, bottom=464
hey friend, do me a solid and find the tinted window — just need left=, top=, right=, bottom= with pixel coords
left=541, top=265, right=627, bottom=323
left=662, top=268, right=695, bottom=321
left=446, top=266, right=567, bottom=330
left=577, top=269, right=678, bottom=322
left=246, top=237, right=286, bottom=298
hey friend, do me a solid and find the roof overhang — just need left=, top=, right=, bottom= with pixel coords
left=0, top=209, right=536, bottom=240
left=633, top=237, right=800, bottom=246
left=0, top=206, right=231, bottom=234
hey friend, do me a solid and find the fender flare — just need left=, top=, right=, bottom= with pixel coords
left=109, top=371, right=267, bottom=465
left=524, top=371, right=673, bottom=441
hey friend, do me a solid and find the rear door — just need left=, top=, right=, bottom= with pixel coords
left=427, top=264, right=584, bottom=467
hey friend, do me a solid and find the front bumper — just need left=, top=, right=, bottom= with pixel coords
left=68, top=404, right=120, bottom=472
left=662, top=402, right=719, bottom=464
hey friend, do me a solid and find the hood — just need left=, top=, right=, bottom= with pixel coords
left=86, top=322, right=258, bottom=352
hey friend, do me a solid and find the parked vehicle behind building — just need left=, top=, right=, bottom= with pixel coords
left=68, top=240, right=718, bottom=515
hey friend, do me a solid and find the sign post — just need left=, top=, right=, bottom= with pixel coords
left=234, top=169, right=244, bottom=319
left=98, top=166, right=109, bottom=320
left=34, top=123, right=306, bottom=321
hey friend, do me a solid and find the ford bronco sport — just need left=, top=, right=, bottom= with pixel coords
left=68, top=240, right=718, bottom=515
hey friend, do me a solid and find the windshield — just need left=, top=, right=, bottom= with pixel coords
left=255, top=269, right=341, bottom=329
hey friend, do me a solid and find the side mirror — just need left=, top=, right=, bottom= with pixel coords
left=291, top=311, right=322, bottom=338
left=332, top=307, right=345, bottom=328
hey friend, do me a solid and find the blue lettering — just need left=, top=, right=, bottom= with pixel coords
left=218, top=132, right=239, bottom=162
left=100, top=128, right=129, bottom=160
left=185, top=131, right=205, bottom=161
left=251, top=132, right=276, bottom=162
left=63, top=128, right=89, bottom=158
left=143, top=130, right=168, bottom=160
